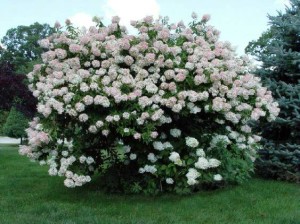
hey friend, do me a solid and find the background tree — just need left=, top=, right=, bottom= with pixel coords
left=246, top=0, right=300, bottom=182
left=0, top=22, right=55, bottom=74
left=0, top=110, right=9, bottom=135
left=3, top=107, right=29, bottom=144
left=0, top=61, right=37, bottom=118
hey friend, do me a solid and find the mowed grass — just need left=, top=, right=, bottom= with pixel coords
left=0, top=145, right=299, bottom=224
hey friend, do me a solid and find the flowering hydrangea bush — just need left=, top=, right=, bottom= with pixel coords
left=20, top=13, right=279, bottom=194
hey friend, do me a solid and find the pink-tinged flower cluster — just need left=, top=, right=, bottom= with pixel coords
left=21, top=12, right=279, bottom=192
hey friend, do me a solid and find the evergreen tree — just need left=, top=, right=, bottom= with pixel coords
left=3, top=107, right=28, bottom=144
left=246, top=0, right=300, bottom=182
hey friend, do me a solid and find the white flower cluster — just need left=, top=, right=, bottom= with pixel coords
left=186, top=137, right=199, bottom=148
left=169, top=152, right=183, bottom=166
left=186, top=168, right=200, bottom=185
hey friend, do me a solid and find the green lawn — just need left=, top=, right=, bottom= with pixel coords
left=0, top=145, right=299, bottom=224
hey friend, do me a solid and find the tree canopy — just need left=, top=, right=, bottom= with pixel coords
left=0, top=61, right=36, bottom=117
left=0, top=22, right=55, bottom=74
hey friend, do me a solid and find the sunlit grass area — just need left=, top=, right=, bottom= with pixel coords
left=0, top=144, right=299, bottom=224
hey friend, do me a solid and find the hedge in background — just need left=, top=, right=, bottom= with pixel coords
left=20, top=13, right=279, bottom=194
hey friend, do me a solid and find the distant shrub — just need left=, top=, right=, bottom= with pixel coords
left=3, top=107, right=28, bottom=144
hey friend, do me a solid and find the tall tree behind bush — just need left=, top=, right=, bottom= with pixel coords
left=0, top=22, right=55, bottom=74
left=3, top=107, right=28, bottom=144
left=246, top=0, right=300, bottom=182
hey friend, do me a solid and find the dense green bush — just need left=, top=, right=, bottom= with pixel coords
left=3, top=107, right=28, bottom=144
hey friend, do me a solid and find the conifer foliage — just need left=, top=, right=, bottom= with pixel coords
left=246, top=0, right=300, bottom=182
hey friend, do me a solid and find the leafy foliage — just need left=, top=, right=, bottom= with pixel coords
left=0, top=61, right=37, bottom=117
left=246, top=0, right=300, bottom=182
left=3, top=107, right=29, bottom=143
left=0, top=110, right=9, bottom=135
left=0, top=22, right=55, bottom=74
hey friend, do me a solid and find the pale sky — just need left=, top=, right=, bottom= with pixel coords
left=0, top=0, right=291, bottom=55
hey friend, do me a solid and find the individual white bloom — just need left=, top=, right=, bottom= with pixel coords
left=39, top=160, right=46, bottom=166
left=65, top=171, right=73, bottom=178
left=64, top=178, right=75, bottom=188
left=48, top=167, right=57, bottom=176
left=79, top=155, right=87, bottom=163
left=133, top=133, right=141, bottom=139
left=62, top=151, right=69, bottom=157
left=85, top=176, right=92, bottom=182
left=147, top=153, right=157, bottom=163
left=95, top=120, right=104, bottom=128
left=196, top=148, right=205, bottom=157
left=172, top=104, right=182, bottom=113
left=166, top=178, right=174, bottom=184
left=163, top=142, right=173, bottom=149
left=241, top=125, right=252, bottom=133
left=80, top=83, right=90, bottom=92
left=68, top=156, right=76, bottom=163
left=186, top=168, right=200, bottom=185
left=105, top=115, right=114, bottom=122
left=229, top=131, right=239, bottom=139
left=170, top=128, right=181, bottom=138
left=86, top=156, right=95, bottom=165
left=123, top=145, right=131, bottom=153
left=153, top=141, right=164, bottom=151
left=215, top=119, right=225, bottom=124
left=113, top=115, right=120, bottom=121
left=213, top=174, right=223, bottom=181
left=122, top=112, right=130, bottom=119
left=83, top=95, right=94, bottom=105
left=146, top=83, right=158, bottom=93
left=139, top=168, right=145, bottom=173
left=208, top=158, right=221, bottom=168
left=195, top=157, right=209, bottom=170
left=190, top=106, right=201, bottom=114
left=169, top=152, right=183, bottom=166
left=185, top=137, right=199, bottom=148
left=150, top=131, right=158, bottom=139
left=102, top=130, right=109, bottom=136
left=187, top=178, right=198, bottom=186
left=78, top=113, right=88, bottom=122
left=129, top=153, right=137, bottom=160
left=124, top=128, right=130, bottom=133
left=75, top=103, right=85, bottom=112
left=210, top=135, right=231, bottom=148
left=144, top=165, right=157, bottom=174
left=88, top=125, right=97, bottom=133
